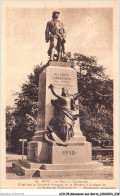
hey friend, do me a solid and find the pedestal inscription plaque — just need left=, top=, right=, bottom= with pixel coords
left=45, top=66, right=78, bottom=129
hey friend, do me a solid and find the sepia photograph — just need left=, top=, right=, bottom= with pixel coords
left=1, top=1, right=119, bottom=190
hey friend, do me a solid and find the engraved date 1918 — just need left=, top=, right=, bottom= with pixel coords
left=62, top=151, right=77, bottom=155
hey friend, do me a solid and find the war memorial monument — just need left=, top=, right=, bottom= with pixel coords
left=12, top=11, right=112, bottom=179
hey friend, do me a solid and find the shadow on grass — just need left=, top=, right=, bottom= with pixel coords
left=6, top=166, right=24, bottom=176
left=6, top=167, right=13, bottom=173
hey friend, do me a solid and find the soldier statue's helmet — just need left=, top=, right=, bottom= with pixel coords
left=52, top=11, right=60, bottom=18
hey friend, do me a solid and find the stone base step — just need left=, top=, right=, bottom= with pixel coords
left=32, top=136, right=44, bottom=141
left=69, top=136, right=86, bottom=142
left=12, top=161, right=41, bottom=177
left=12, top=162, right=25, bottom=176
left=36, top=166, right=113, bottom=178
left=18, top=159, right=43, bottom=169
left=12, top=160, right=113, bottom=179
left=42, top=161, right=102, bottom=170
left=34, top=131, right=46, bottom=136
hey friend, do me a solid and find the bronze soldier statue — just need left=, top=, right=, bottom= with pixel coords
left=45, top=84, right=81, bottom=146
left=45, top=11, right=66, bottom=61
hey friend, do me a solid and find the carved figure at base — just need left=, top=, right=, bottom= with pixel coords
left=45, top=84, right=81, bottom=145
left=45, top=11, right=66, bottom=61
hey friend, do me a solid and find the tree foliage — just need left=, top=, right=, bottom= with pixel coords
left=71, top=53, right=113, bottom=147
left=6, top=106, right=16, bottom=149
left=10, top=65, right=43, bottom=152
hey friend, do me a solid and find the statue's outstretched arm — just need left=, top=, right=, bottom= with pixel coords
left=73, top=93, right=81, bottom=102
left=70, top=93, right=81, bottom=110
left=49, top=84, right=65, bottom=101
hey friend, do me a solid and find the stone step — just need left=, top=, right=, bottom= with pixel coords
left=18, top=159, right=43, bottom=169
left=12, top=161, right=40, bottom=177
left=12, top=162, right=25, bottom=176
left=12, top=160, right=113, bottom=179
left=70, top=136, right=86, bottom=142
left=42, top=161, right=103, bottom=170
left=36, top=166, right=113, bottom=178
left=32, top=136, right=44, bottom=141
left=34, top=131, right=46, bottom=136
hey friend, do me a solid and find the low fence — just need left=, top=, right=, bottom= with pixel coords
left=92, top=147, right=113, bottom=166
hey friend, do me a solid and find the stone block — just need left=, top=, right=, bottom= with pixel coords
left=48, top=141, right=92, bottom=164
left=49, top=61, right=71, bottom=68
left=27, top=141, right=50, bottom=163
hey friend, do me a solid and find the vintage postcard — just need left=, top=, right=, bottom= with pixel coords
left=1, top=0, right=119, bottom=191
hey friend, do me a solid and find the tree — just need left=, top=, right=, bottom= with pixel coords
left=6, top=106, right=16, bottom=150
left=11, top=64, right=44, bottom=152
left=71, top=53, right=113, bottom=147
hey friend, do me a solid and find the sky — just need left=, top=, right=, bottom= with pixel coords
left=6, top=8, right=113, bottom=106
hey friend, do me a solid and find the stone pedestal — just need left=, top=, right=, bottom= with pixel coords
left=27, top=61, right=85, bottom=163
left=12, top=61, right=113, bottom=179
